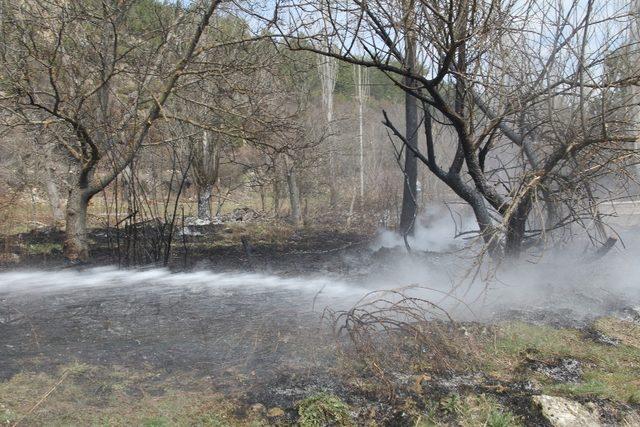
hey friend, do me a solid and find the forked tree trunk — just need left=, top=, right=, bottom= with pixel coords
left=197, top=184, right=213, bottom=222
left=64, top=187, right=90, bottom=262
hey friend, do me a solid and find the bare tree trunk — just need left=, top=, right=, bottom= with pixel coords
left=317, top=4, right=339, bottom=207
left=196, top=184, right=213, bottom=222
left=353, top=63, right=369, bottom=203
left=328, top=156, right=338, bottom=207
left=259, top=185, right=266, bottom=212
left=43, top=144, right=65, bottom=226
left=191, top=130, right=220, bottom=223
left=273, top=177, right=281, bottom=216
left=64, top=187, right=90, bottom=262
left=285, top=162, right=302, bottom=226
left=399, top=33, right=419, bottom=235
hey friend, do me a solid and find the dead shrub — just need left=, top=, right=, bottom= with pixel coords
left=325, top=286, right=481, bottom=399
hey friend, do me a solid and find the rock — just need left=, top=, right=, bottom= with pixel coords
left=267, top=407, right=285, bottom=418
left=230, top=207, right=258, bottom=222
left=178, top=226, right=202, bottom=237
left=184, top=217, right=211, bottom=226
left=533, top=395, right=602, bottom=427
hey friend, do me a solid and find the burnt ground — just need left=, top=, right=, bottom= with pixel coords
left=1, top=224, right=640, bottom=425
left=0, top=278, right=334, bottom=382
left=0, top=222, right=374, bottom=274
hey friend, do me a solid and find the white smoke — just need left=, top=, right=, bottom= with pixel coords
left=371, top=204, right=477, bottom=252
left=365, top=203, right=640, bottom=322
left=0, top=267, right=366, bottom=301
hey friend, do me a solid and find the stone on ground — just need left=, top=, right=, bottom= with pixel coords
left=532, top=395, right=601, bottom=427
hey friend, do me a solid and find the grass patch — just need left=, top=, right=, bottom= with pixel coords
left=24, top=242, right=63, bottom=255
left=433, top=394, right=521, bottom=427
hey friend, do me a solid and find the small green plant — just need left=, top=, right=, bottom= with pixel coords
left=298, top=393, right=352, bottom=427
left=0, top=407, right=16, bottom=425
left=628, top=390, right=640, bottom=405
left=440, top=394, right=463, bottom=415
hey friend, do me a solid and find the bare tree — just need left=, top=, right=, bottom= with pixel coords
left=263, top=0, right=640, bottom=259
left=0, top=0, right=221, bottom=260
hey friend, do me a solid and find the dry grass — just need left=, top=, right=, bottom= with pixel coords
left=0, top=363, right=266, bottom=427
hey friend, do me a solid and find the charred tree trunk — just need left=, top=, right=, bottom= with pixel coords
left=399, top=31, right=418, bottom=236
